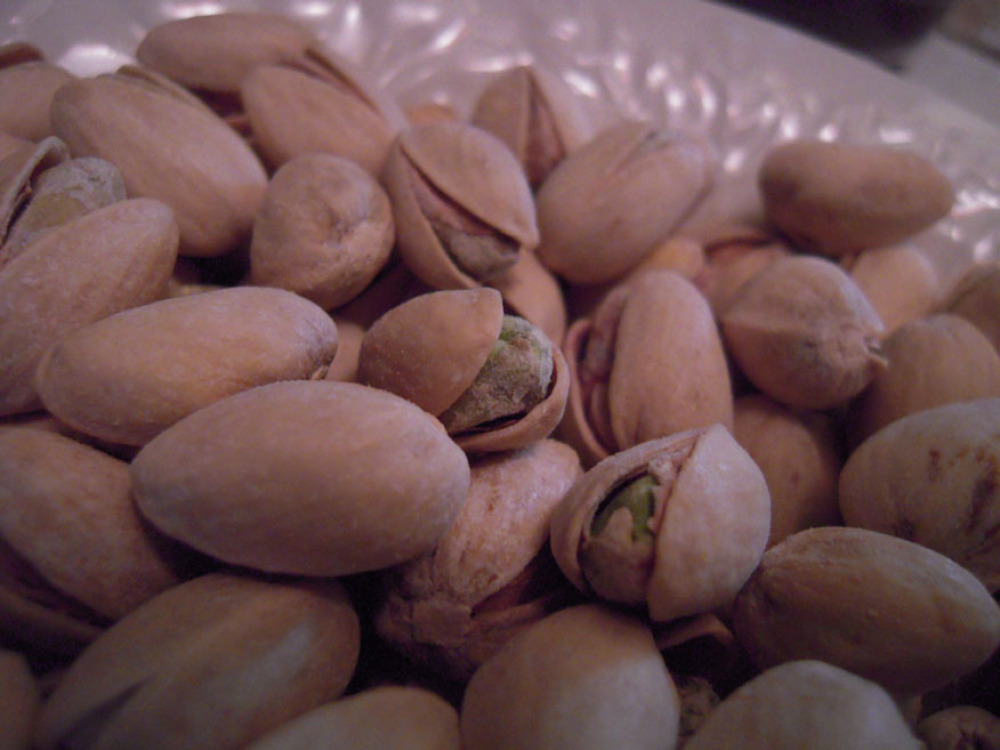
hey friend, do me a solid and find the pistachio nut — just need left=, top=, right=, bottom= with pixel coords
left=846, top=313, right=1000, bottom=447
left=733, top=394, right=842, bottom=548
left=325, top=316, right=366, bottom=383
left=375, top=439, right=583, bottom=681
left=732, top=526, right=1000, bottom=696
left=631, top=234, right=707, bottom=280
left=759, top=139, right=955, bottom=257
left=559, top=270, right=734, bottom=467
left=550, top=424, right=770, bottom=622
left=34, top=572, right=361, bottom=750
left=0, top=132, right=32, bottom=162
left=0, top=56, right=75, bottom=140
left=0, top=136, right=70, bottom=266
left=489, top=249, right=568, bottom=346
left=381, top=122, right=539, bottom=290
left=405, top=101, right=460, bottom=126
left=131, top=380, right=471, bottom=577
left=840, top=398, right=1000, bottom=593
left=916, top=706, right=1000, bottom=750
left=683, top=660, right=922, bottom=750
left=535, top=120, right=713, bottom=284
left=246, top=686, right=461, bottom=750
left=250, top=153, right=394, bottom=310
left=0, top=649, right=39, bottom=750
left=358, top=288, right=568, bottom=452
left=843, top=244, right=941, bottom=335
left=51, top=66, right=267, bottom=257
left=470, top=64, right=591, bottom=189
left=0, top=197, right=179, bottom=416
left=35, top=286, right=339, bottom=446
left=939, top=260, right=1000, bottom=354
left=241, top=44, right=406, bottom=174
left=720, top=254, right=887, bottom=410
left=460, top=604, right=680, bottom=750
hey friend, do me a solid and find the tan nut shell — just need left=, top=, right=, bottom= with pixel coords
left=732, top=526, right=1000, bottom=696
left=460, top=604, right=680, bottom=750
left=840, top=398, right=1000, bottom=592
left=844, top=244, right=940, bottom=335
left=131, top=380, right=471, bottom=577
left=0, top=61, right=75, bottom=141
left=0, top=649, right=39, bottom=750
left=51, top=69, right=267, bottom=257
left=246, top=686, right=461, bottom=750
left=35, top=286, right=339, bottom=446
left=380, top=122, right=539, bottom=291
left=35, top=573, right=361, bottom=750
left=551, top=424, right=771, bottom=622
left=0, top=198, right=179, bottom=416
left=0, top=136, right=70, bottom=263
left=939, top=260, right=1000, bottom=354
left=489, top=249, right=567, bottom=346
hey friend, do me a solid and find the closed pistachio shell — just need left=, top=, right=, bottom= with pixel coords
left=460, top=604, right=680, bottom=750
left=0, top=60, right=75, bottom=140
left=939, top=260, right=1000, bottom=354
left=0, top=198, right=179, bottom=416
left=0, top=649, right=39, bottom=750
left=760, top=139, right=954, bottom=257
left=51, top=69, right=267, bottom=257
left=35, top=286, right=339, bottom=446
left=844, top=244, right=940, bottom=335
left=131, top=380, right=471, bottom=577
left=34, top=573, right=361, bottom=750
left=840, top=399, right=1000, bottom=592
left=246, top=686, right=461, bottom=750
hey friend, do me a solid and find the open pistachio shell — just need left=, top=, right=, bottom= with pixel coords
left=489, top=249, right=567, bottom=346
left=381, top=122, right=539, bottom=290
left=550, top=424, right=771, bottom=622
left=0, top=136, right=70, bottom=265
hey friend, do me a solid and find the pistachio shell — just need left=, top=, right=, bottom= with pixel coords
left=0, top=136, right=70, bottom=264
left=35, top=286, right=339, bottom=446
left=489, top=249, right=567, bottom=346
left=131, top=380, right=471, bottom=577
left=34, top=573, right=360, bottom=750
left=844, top=244, right=940, bottom=335
left=51, top=70, right=267, bottom=257
left=939, top=260, right=1000, bottom=354
left=917, top=706, right=1000, bottom=750
left=460, top=604, right=680, bottom=750
left=0, top=649, right=39, bottom=750
left=0, top=198, right=179, bottom=416
left=0, top=132, right=32, bottom=162
left=0, top=61, right=75, bottom=140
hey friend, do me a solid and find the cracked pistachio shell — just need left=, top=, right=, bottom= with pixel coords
left=241, top=45, right=406, bottom=175
left=846, top=313, right=1000, bottom=447
left=0, top=136, right=69, bottom=266
left=137, top=12, right=316, bottom=94
left=380, top=122, right=539, bottom=290
left=489, top=249, right=567, bottom=346
left=471, top=64, right=591, bottom=189
left=536, top=120, right=713, bottom=285
left=839, top=399, right=1000, bottom=593
left=0, top=649, right=39, bottom=750
left=34, top=573, right=360, bottom=750
left=0, top=59, right=75, bottom=141
left=760, top=139, right=954, bottom=257
left=35, top=286, right=339, bottom=447
left=375, top=439, right=583, bottom=681
left=683, top=660, right=922, bottom=750
left=131, top=380, right=471, bottom=577
left=732, top=526, right=1000, bottom=696
left=0, top=198, right=179, bottom=416
left=246, top=686, right=461, bottom=750
left=550, top=424, right=770, bottom=623
left=0, top=428, right=183, bottom=625
left=559, top=270, right=734, bottom=467
left=461, top=603, right=680, bottom=750
left=51, top=67, right=267, bottom=257
left=250, top=153, right=394, bottom=310
left=720, top=254, right=887, bottom=410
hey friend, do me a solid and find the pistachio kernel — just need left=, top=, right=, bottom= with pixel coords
left=438, top=315, right=553, bottom=434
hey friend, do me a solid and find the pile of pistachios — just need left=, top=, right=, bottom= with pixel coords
left=3, top=10, right=1000, bottom=749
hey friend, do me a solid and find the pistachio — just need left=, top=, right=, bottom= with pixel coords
left=0, top=132, right=32, bottom=162
left=381, top=122, right=539, bottom=290
left=916, top=706, right=1000, bottom=750
left=0, top=136, right=70, bottom=266
left=249, top=153, right=394, bottom=309
left=460, top=604, right=680, bottom=750
left=759, top=139, right=955, bottom=257
left=536, top=120, right=713, bottom=284
left=683, top=660, right=922, bottom=750
left=939, top=260, right=1000, bottom=354
left=732, top=526, right=1000, bottom=696
left=0, top=649, right=39, bottom=750
left=34, top=573, right=361, bottom=750
left=0, top=58, right=75, bottom=140
left=471, top=64, right=591, bottom=189
left=692, top=223, right=792, bottom=315
left=720, top=254, right=887, bottom=410
left=489, top=249, right=568, bottom=346
left=550, top=424, right=770, bottom=622
left=843, top=244, right=941, bottom=335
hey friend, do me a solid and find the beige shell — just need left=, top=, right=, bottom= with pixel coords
left=375, top=439, right=583, bottom=681
left=693, top=223, right=792, bottom=316
left=35, top=286, right=339, bottom=446
left=460, top=604, right=680, bottom=750
left=550, top=424, right=771, bottom=622
left=249, top=153, right=394, bottom=310
left=131, top=380, right=471, bottom=577
left=34, top=573, right=360, bottom=750
left=0, top=198, right=179, bottom=416
left=732, top=526, right=1000, bottom=696
left=844, top=244, right=941, bottom=335
left=536, top=120, right=713, bottom=285
left=840, top=398, right=1000, bottom=593
left=380, top=122, right=539, bottom=290
left=51, top=68, right=267, bottom=257
left=0, top=60, right=75, bottom=141
left=0, top=136, right=70, bottom=265
left=489, top=249, right=567, bottom=346
left=939, top=260, right=1000, bottom=354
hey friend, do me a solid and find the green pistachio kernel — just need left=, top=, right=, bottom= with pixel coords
left=590, top=474, right=659, bottom=543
